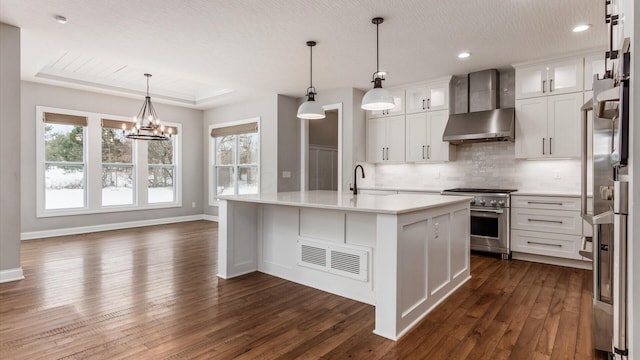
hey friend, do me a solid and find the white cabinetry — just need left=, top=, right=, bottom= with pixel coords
left=515, top=57, right=584, bottom=99
left=515, top=92, right=583, bottom=159
left=367, top=88, right=405, bottom=119
left=405, top=79, right=450, bottom=114
left=511, top=195, right=591, bottom=268
left=405, top=110, right=455, bottom=162
left=366, top=115, right=405, bottom=163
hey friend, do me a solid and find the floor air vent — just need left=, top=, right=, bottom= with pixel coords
left=298, top=240, right=369, bottom=282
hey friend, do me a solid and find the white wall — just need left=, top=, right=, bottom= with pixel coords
left=0, top=23, right=22, bottom=278
left=21, top=81, right=204, bottom=233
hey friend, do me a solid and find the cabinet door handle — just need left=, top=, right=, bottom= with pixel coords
left=527, top=201, right=564, bottom=206
left=549, top=137, right=553, bottom=154
left=422, top=99, right=426, bottom=110
left=427, top=145, right=431, bottom=159
left=386, top=147, right=389, bottom=160
left=542, top=138, right=545, bottom=155
left=527, top=218, right=564, bottom=224
left=542, top=80, right=546, bottom=93
left=549, top=79, right=553, bottom=92
left=527, top=241, right=562, bottom=248
left=422, top=145, right=425, bottom=159
left=427, top=98, right=431, bottom=109
left=382, top=147, right=385, bottom=161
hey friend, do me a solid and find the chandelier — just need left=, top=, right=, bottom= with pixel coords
left=125, top=73, right=171, bottom=140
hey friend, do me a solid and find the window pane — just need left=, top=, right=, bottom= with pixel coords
left=45, top=124, right=84, bottom=162
left=148, top=166, right=174, bottom=203
left=238, top=167, right=258, bottom=195
left=102, top=129, right=132, bottom=163
left=238, top=133, right=258, bottom=164
left=148, top=139, right=174, bottom=165
left=45, top=164, right=84, bottom=209
left=216, top=167, right=235, bottom=196
left=216, top=136, right=235, bottom=165
left=102, top=166, right=134, bottom=206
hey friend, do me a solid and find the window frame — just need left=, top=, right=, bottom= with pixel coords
left=209, top=117, right=260, bottom=206
left=36, top=106, right=182, bottom=217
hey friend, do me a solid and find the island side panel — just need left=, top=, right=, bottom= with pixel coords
left=217, top=199, right=259, bottom=279
left=374, top=202, right=471, bottom=341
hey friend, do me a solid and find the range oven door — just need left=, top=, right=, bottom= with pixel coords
left=469, top=208, right=509, bottom=256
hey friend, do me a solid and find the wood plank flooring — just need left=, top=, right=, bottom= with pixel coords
left=0, top=221, right=608, bottom=359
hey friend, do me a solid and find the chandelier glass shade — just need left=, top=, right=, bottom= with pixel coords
left=125, top=73, right=171, bottom=140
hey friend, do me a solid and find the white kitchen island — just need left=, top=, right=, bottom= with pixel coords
left=217, top=190, right=472, bottom=340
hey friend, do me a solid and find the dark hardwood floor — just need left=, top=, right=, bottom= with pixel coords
left=0, top=221, right=606, bottom=359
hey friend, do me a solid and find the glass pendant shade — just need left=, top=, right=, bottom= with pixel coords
left=297, top=94, right=325, bottom=119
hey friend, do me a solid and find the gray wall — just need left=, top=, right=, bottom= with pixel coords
left=203, top=94, right=279, bottom=216
left=0, top=23, right=21, bottom=273
left=21, top=81, right=204, bottom=233
left=277, top=95, right=301, bottom=192
left=309, top=110, right=339, bottom=147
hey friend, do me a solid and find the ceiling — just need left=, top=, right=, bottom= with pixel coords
left=1, top=0, right=607, bottom=110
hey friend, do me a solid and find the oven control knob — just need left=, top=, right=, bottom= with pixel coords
left=498, top=200, right=506, bottom=207
left=490, top=200, right=497, bottom=206
left=478, top=199, right=486, bottom=206
left=470, top=199, right=476, bottom=205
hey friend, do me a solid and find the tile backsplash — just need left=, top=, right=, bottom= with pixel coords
left=359, top=142, right=581, bottom=193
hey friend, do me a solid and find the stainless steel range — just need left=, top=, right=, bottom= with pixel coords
left=441, top=188, right=517, bottom=259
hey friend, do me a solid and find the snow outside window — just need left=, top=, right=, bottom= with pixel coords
left=44, top=123, right=86, bottom=210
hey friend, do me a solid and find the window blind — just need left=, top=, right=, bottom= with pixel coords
left=210, top=122, right=258, bottom=138
left=43, top=112, right=88, bottom=127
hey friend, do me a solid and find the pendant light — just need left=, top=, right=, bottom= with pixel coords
left=297, top=41, right=326, bottom=120
left=361, top=17, right=395, bottom=111
left=125, top=73, right=171, bottom=140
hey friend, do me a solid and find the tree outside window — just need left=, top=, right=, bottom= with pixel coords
left=148, top=139, right=175, bottom=203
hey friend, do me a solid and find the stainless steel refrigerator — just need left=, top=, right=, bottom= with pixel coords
left=581, top=44, right=630, bottom=358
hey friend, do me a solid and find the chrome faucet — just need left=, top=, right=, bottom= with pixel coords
left=350, top=164, right=365, bottom=195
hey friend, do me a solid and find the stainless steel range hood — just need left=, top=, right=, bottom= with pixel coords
left=443, top=69, right=516, bottom=144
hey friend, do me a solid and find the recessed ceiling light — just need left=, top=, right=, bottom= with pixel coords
left=572, top=24, right=590, bottom=33
left=458, top=52, right=471, bottom=59
left=54, top=15, right=67, bottom=24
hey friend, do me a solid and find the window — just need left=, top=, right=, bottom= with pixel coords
left=36, top=106, right=182, bottom=217
left=101, top=119, right=134, bottom=206
left=43, top=112, right=87, bottom=210
left=210, top=119, right=259, bottom=204
left=148, top=138, right=175, bottom=203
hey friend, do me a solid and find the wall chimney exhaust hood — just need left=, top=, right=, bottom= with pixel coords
left=443, top=69, right=515, bottom=144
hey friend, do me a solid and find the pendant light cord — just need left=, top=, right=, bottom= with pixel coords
left=376, top=21, right=380, bottom=74
left=310, top=44, right=313, bottom=88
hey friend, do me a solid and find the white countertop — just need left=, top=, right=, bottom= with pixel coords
left=218, top=190, right=472, bottom=215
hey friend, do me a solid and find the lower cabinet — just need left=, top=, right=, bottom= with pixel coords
left=511, top=195, right=590, bottom=268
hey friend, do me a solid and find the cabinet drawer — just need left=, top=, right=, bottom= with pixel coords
left=511, top=207, right=582, bottom=235
left=512, top=230, right=582, bottom=260
left=511, top=195, right=580, bottom=211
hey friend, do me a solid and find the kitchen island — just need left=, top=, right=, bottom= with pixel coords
left=217, top=190, right=472, bottom=340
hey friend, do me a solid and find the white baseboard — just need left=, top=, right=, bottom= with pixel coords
left=512, top=252, right=592, bottom=270
left=0, top=267, right=24, bottom=283
left=21, top=214, right=218, bottom=241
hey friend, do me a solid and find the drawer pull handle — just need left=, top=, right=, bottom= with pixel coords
left=527, top=201, right=564, bottom=206
left=527, top=218, right=564, bottom=224
left=527, top=241, right=562, bottom=247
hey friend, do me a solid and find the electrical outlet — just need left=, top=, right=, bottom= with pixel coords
left=282, top=171, right=291, bottom=178
left=554, top=171, right=561, bottom=180
left=434, top=223, right=439, bottom=238
left=191, top=202, right=196, bottom=208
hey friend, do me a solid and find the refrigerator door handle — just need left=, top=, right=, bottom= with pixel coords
left=580, top=100, right=593, bottom=223
left=613, top=212, right=627, bottom=357
left=593, top=210, right=614, bottom=225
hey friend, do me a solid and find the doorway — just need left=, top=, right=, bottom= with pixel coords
left=300, top=103, right=342, bottom=191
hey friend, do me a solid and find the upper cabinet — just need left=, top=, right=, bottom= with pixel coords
left=366, top=115, right=405, bottom=163
left=405, top=78, right=451, bottom=114
left=405, top=110, right=455, bottom=162
left=367, top=88, right=405, bottom=119
left=515, top=57, right=584, bottom=99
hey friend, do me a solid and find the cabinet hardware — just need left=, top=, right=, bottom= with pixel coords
left=382, top=148, right=385, bottom=161
left=527, top=201, right=564, bottom=206
left=527, top=241, right=562, bottom=247
left=527, top=218, right=564, bottom=224
left=542, top=80, right=546, bottom=93
left=542, top=138, right=545, bottom=155
left=422, top=145, right=425, bottom=159
left=422, top=99, right=426, bottom=110
left=549, top=78, right=553, bottom=92
left=386, top=147, right=389, bottom=160
left=549, top=137, right=553, bottom=154
left=427, top=98, right=431, bottom=109
left=427, top=145, right=431, bottom=159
